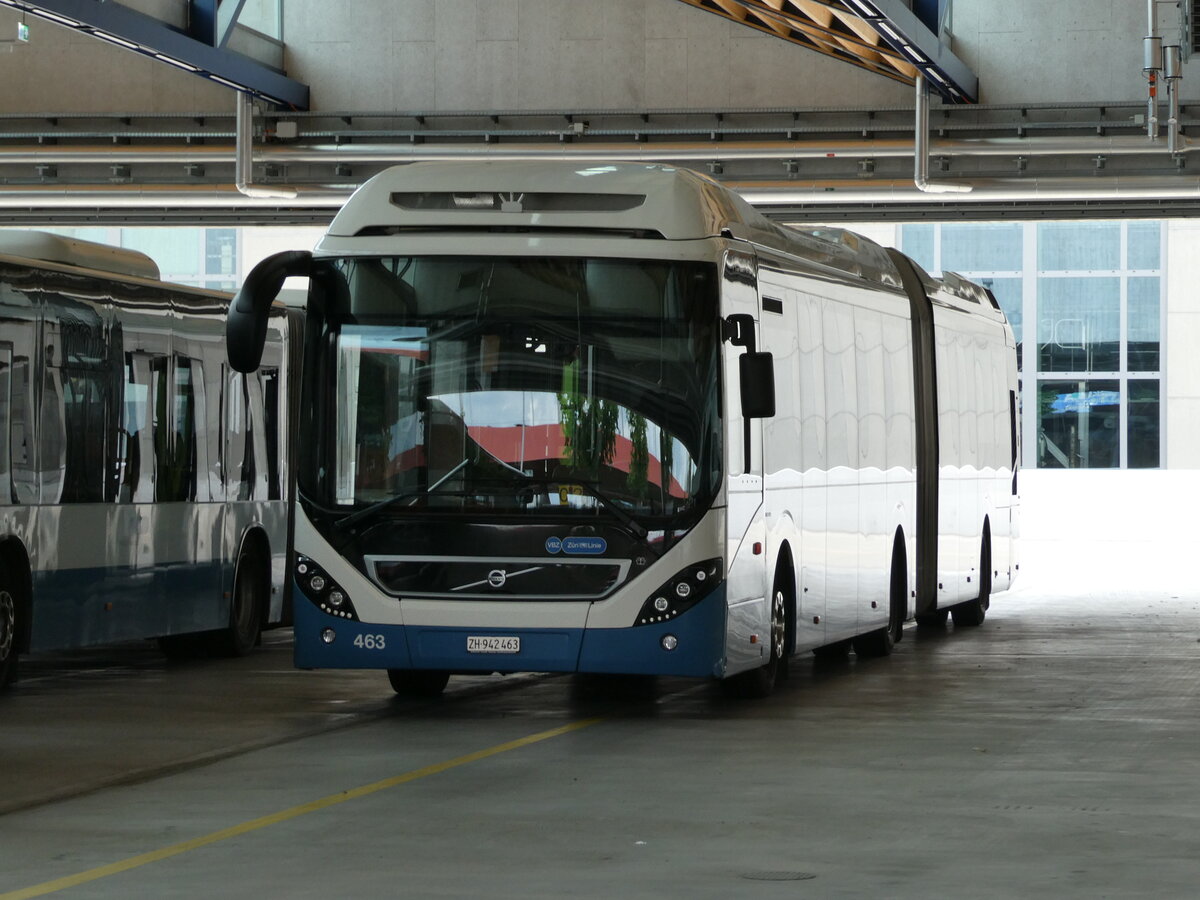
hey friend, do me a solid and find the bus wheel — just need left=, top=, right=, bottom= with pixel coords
left=915, top=608, right=949, bottom=629
left=724, top=572, right=789, bottom=698
left=951, top=535, right=992, bottom=628
left=211, top=546, right=266, bottom=657
left=388, top=669, right=450, bottom=697
left=812, top=638, right=852, bottom=663
left=0, top=559, right=19, bottom=689
left=854, top=541, right=907, bottom=658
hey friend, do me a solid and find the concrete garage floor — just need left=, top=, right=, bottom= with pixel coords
left=2, top=472, right=1199, bottom=899
left=2, top=587, right=1199, bottom=898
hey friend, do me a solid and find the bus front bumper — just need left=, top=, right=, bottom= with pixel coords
left=293, top=585, right=727, bottom=679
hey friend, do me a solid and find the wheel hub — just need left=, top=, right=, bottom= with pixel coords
left=0, top=590, right=14, bottom=662
left=771, top=590, right=786, bottom=659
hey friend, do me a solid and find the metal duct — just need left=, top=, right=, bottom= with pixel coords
left=913, top=72, right=971, bottom=194
left=0, top=133, right=1193, bottom=165
left=235, top=91, right=297, bottom=201
left=4, top=176, right=1200, bottom=210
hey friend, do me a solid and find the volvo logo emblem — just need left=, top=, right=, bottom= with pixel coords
left=487, top=569, right=507, bottom=589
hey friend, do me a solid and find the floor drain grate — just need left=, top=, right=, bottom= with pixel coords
left=740, top=871, right=817, bottom=882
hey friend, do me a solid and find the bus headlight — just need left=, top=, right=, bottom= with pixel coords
left=634, top=558, right=722, bottom=627
left=295, top=555, right=361, bottom=622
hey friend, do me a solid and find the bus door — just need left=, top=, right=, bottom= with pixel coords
left=720, top=250, right=770, bottom=672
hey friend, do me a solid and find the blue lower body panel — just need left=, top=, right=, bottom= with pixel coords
left=293, top=585, right=727, bottom=679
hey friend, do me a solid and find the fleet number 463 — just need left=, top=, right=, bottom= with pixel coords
left=354, top=634, right=386, bottom=650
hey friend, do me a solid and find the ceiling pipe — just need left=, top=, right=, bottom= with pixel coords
left=0, top=133, right=1195, bottom=166
left=7, top=175, right=1200, bottom=210
left=914, top=72, right=971, bottom=193
left=234, top=90, right=296, bottom=201
left=1165, top=43, right=1183, bottom=155
left=1145, top=0, right=1163, bottom=140
left=0, top=184, right=349, bottom=207
left=733, top=175, right=1200, bottom=205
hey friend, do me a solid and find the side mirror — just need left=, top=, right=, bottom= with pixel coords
left=227, top=249, right=313, bottom=372
left=740, top=351, right=775, bottom=419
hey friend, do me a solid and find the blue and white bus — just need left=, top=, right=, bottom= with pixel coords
left=228, top=162, right=1019, bottom=697
left=0, top=231, right=295, bottom=691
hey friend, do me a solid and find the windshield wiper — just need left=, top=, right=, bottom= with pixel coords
left=334, top=457, right=469, bottom=531
left=516, top=473, right=649, bottom=542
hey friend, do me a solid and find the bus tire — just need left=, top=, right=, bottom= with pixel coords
left=812, top=638, right=852, bottom=662
left=915, top=608, right=949, bottom=629
left=210, top=543, right=266, bottom=657
left=723, top=566, right=790, bottom=699
left=0, top=558, right=20, bottom=689
left=853, top=535, right=907, bottom=658
left=951, top=532, right=992, bottom=628
left=388, top=669, right=450, bottom=697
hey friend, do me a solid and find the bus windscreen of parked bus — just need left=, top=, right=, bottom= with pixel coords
left=297, top=256, right=723, bottom=582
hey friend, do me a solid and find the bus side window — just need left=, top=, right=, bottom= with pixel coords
left=0, top=344, right=10, bottom=502
left=226, top=369, right=256, bottom=502
left=172, top=358, right=199, bottom=502
left=9, top=355, right=35, bottom=505
left=260, top=367, right=281, bottom=501
left=39, top=339, right=66, bottom=505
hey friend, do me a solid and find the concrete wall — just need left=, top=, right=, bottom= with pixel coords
left=0, top=0, right=1175, bottom=116
left=280, top=0, right=912, bottom=111
left=1165, top=221, right=1200, bottom=468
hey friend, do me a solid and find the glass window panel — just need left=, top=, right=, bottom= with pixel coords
left=1127, top=380, right=1160, bottom=468
left=899, top=224, right=934, bottom=272
left=1037, top=221, right=1120, bottom=271
left=1037, top=379, right=1120, bottom=469
left=941, top=223, right=1022, bottom=272
left=1037, top=277, right=1119, bottom=372
left=205, top=229, right=237, bottom=276
left=121, top=228, right=203, bottom=278
left=1127, top=276, right=1160, bottom=371
left=1127, top=221, right=1161, bottom=270
left=975, top=276, right=1022, bottom=361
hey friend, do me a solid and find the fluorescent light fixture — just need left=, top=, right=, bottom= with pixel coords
left=902, top=45, right=930, bottom=64
left=207, top=74, right=244, bottom=90
left=154, top=53, right=200, bottom=72
left=30, top=9, right=80, bottom=27
left=92, top=30, right=139, bottom=51
left=844, top=0, right=881, bottom=17
left=876, top=22, right=902, bottom=43
left=926, top=68, right=948, bottom=84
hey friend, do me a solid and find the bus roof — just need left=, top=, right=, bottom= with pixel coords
left=0, top=230, right=160, bottom=281
left=326, top=161, right=770, bottom=242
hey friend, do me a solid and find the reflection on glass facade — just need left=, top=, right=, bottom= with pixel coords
left=1037, top=277, right=1120, bottom=372
left=1038, top=379, right=1120, bottom=468
left=900, top=220, right=1164, bottom=469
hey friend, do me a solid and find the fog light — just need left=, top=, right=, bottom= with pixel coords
left=320, top=628, right=336, bottom=644
left=328, top=589, right=346, bottom=609
left=653, top=596, right=669, bottom=612
left=660, top=634, right=678, bottom=651
left=310, top=575, right=326, bottom=592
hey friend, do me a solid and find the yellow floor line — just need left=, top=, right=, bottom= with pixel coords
left=1, top=717, right=603, bottom=900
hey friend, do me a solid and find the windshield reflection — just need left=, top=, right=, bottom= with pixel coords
left=301, top=256, right=722, bottom=525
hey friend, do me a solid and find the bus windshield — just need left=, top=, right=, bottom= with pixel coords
left=301, top=256, right=723, bottom=526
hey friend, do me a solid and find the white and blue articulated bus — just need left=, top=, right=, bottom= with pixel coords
left=228, top=162, right=1019, bottom=697
left=0, top=231, right=297, bottom=691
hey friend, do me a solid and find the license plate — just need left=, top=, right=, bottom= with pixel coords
left=467, top=635, right=521, bottom=654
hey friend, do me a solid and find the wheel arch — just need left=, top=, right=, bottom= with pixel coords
left=232, top=524, right=272, bottom=616
left=0, top=536, right=33, bottom=654
left=891, top=525, right=909, bottom=627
